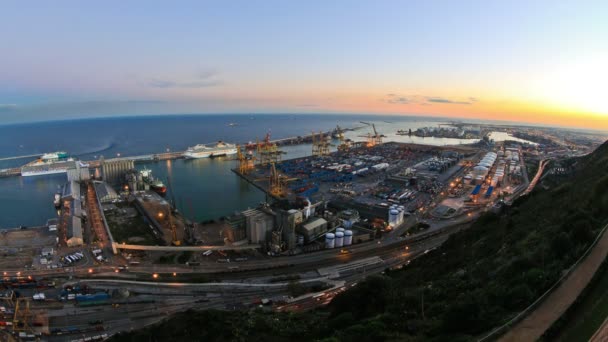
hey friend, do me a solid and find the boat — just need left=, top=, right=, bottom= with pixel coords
left=21, top=152, right=85, bottom=177
left=41, top=151, right=69, bottom=162
left=139, top=168, right=167, bottom=196
left=183, top=141, right=238, bottom=159
left=396, top=129, right=410, bottom=136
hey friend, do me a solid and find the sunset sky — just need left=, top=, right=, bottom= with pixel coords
left=1, top=0, right=607, bottom=129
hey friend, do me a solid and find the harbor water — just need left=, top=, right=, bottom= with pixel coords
left=0, top=114, right=486, bottom=228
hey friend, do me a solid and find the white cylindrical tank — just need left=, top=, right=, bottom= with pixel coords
left=344, top=230, right=353, bottom=246
left=325, top=233, right=335, bottom=249
left=389, top=209, right=399, bottom=226
left=297, top=235, right=305, bottom=246
left=336, top=227, right=345, bottom=234
left=335, top=232, right=344, bottom=248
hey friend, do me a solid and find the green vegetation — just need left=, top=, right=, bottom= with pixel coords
left=543, top=254, right=608, bottom=341
left=111, top=141, right=608, bottom=341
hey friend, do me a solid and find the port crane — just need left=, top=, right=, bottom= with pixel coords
left=358, top=123, right=383, bottom=147
left=256, top=131, right=284, bottom=165
left=268, top=162, right=298, bottom=198
left=255, top=162, right=297, bottom=198
left=311, top=131, right=331, bottom=156
left=236, top=144, right=255, bottom=174
left=334, top=125, right=350, bottom=152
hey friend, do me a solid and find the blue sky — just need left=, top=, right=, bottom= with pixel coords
left=1, top=1, right=607, bottom=128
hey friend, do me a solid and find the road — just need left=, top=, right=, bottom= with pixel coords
left=498, top=222, right=608, bottom=342
left=522, top=158, right=550, bottom=196
left=38, top=219, right=456, bottom=341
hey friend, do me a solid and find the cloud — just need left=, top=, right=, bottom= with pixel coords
left=386, top=94, right=412, bottom=104
left=384, top=94, right=477, bottom=106
left=0, top=104, right=18, bottom=112
left=147, top=70, right=222, bottom=88
left=426, top=97, right=472, bottom=105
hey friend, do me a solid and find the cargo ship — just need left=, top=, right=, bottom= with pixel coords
left=140, top=168, right=167, bottom=196
left=183, top=141, right=238, bottom=159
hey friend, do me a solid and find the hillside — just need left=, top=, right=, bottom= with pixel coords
left=111, top=141, right=608, bottom=342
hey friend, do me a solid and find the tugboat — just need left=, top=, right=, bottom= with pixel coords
left=139, top=168, right=167, bottom=196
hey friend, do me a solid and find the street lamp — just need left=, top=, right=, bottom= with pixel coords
left=152, top=273, right=159, bottom=279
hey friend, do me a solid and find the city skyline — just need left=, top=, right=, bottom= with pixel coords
left=1, top=0, right=607, bottom=129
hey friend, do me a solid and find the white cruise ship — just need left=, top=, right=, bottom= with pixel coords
left=183, top=141, right=238, bottom=159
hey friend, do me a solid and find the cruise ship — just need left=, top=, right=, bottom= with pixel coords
left=183, top=141, right=238, bottom=159
left=21, top=152, right=88, bottom=177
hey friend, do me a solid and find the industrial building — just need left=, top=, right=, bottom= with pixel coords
left=298, top=217, right=328, bottom=243
left=62, top=180, right=81, bottom=200
left=101, top=159, right=135, bottom=185
left=93, top=181, right=120, bottom=203
left=67, top=162, right=91, bottom=182
left=67, top=216, right=83, bottom=247
left=242, top=208, right=275, bottom=245
left=279, top=209, right=303, bottom=250
left=224, top=215, right=247, bottom=243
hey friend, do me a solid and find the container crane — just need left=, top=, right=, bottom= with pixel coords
left=236, top=144, right=255, bottom=174
left=311, top=131, right=331, bottom=156
left=256, top=131, right=284, bottom=165
left=255, top=162, right=298, bottom=198
left=335, top=125, right=350, bottom=152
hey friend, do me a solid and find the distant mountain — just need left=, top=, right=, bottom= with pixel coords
left=111, top=140, right=608, bottom=342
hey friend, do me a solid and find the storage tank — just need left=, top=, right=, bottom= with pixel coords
left=389, top=209, right=399, bottom=226
left=335, top=232, right=344, bottom=248
left=325, top=233, right=335, bottom=249
left=297, top=235, right=305, bottom=246
left=336, top=227, right=345, bottom=234
left=344, top=230, right=353, bottom=246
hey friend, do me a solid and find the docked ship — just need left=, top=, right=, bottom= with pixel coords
left=183, top=141, right=238, bottom=159
left=140, top=168, right=167, bottom=196
left=21, top=152, right=88, bottom=177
